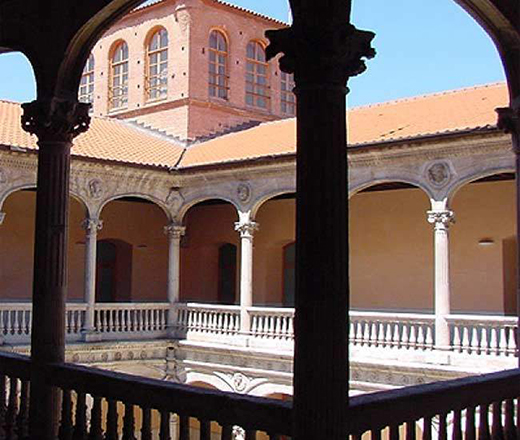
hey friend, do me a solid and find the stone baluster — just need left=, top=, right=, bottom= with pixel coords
left=164, top=223, right=186, bottom=334
left=81, top=217, right=103, bottom=341
left=427, top=207, right=455, bottom=350
left=266, top=9, right=375, bottom=439
left=234, top=216, right=258, bottom=336
left=21, top=97, right=90, bottom=439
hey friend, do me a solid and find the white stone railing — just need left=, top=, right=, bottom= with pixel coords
left=94, top=303, right=170, bottom=340
left=447, top=314, right=518, bottom=356
left=0, top=302, right=87, bottom=343
left=175, top=303, right=240, bottom=338
left=350, top=311, right=435, bottom=350
left=249, top=307, right=294, bottom=340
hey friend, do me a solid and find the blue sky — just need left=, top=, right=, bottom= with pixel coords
left=0, top=0, right=505, bottom=107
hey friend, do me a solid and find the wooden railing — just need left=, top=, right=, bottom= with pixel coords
left=1, top=351, right=520, bottom=439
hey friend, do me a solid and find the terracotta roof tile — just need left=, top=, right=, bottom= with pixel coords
left=179, top=83, right=509, bottom=168
left=0, top=100, right=184, bottom=168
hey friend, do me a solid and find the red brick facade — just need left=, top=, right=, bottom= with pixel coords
left=86, top=0, right=293, bottom=142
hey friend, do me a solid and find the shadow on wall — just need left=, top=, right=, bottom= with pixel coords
left=502, top=236, right=517, bottom=315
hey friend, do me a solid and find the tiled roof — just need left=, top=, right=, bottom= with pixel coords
left=0, top=100, right=184, bottom=168
left=0, top=83, right=509, bottom=170
left=179, top=83, right=509, bottom=168
left=132, top=0, right=287, bottom=25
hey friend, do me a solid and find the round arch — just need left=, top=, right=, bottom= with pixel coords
left=185, top=373, right=231, bottom=393
left=98, top=193, right=171, bottom=220
left=349, top=178, right=434, bottom=200
left=178, top=196, right=239, bottom=223
left=250, top=189, right=295, bottom=219
left=144, top=25, right=168, bottom=49
left=248, top=383, right=293, bottom=398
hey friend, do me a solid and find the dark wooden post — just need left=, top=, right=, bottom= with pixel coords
left=21, top=98, right=90, bottom=439
left=266, top=2, right=375, bottom=439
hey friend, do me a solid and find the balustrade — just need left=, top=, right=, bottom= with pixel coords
left=1, top=351, right=520, bottom=439
left=176, top=303, right=240, bottom=336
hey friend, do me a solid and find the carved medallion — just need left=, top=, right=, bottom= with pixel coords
left=426, top=162, right=450, bottom=188
left=237, top=184, right=251, bottom=203
left=87, top=178, right=103, bottom=199
left=232, top=372, right=249, bottom=392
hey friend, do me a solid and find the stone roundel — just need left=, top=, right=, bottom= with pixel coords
left=426, top=161, right=451, bottom=188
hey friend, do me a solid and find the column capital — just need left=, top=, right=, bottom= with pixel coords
left=427, top=210, right=455, bottom=230
left=0, top=212, right=5, bottom=226
left=21, top=98, right=91, bottom=143
left=164, top=223, right=186, bottom=239
left=265, top=23, right=375, bottom=86
left=234, top=221, right=259, bottom=238
left=81, top=218, right=103, bottom=236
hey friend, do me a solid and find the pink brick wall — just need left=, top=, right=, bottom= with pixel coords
left=87, top=0, right=294, bottom=142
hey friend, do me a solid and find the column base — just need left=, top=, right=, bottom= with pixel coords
left=81, top=329, right=102, bottom=342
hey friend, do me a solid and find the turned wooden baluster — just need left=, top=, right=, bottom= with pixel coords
left=105, top=400, right=119, bottom=440
left=199, top=419, right=211, bottom=440
left=179, top=414, right=190, bottom=440
left=16, top=379, right=29, bottom=440
left=88, top=396, right=103, bottom=440
left=479, top=404, right=491, bottom=440
left=160, top=410, right=171, bottom=440
left=73, top=391, right=87, bottom=440
left=222, top=425, right=233, bottom=440
left=492, top=401, right=505, bottom=440
left=141, top=407, right=152, bottom=440
left=4, top=377, right=18, bottom=439
left=0, top=375, right=6, bottom=438
left=438, top=413, right=447, bottom=440
left=466, top=406, right=477, bottom=440
left=422, top=416, right=432, bottom=440
left=504, top=399, right=515, bottom=440
left=406, top=420, right=416, bottom=440
left=452, top=409, right=462, bottom=440
left=122, top=403, right=136, bottom=440
left=59, top=389, right=73, bottom=440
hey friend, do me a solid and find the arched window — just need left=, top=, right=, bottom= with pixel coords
left=79, top=54, right=95, bottom=106
left=96, top=239, right=133, bottom=302
left=109, top=41, right=129, bottom=110
left=245, top=41, right=269, bottom=109
left=146, top=28, right=168, bottom=101
left=281, top=72, right=296, bottom=115
left=218, top=243, right=237, bottom=304
left=209, top=30, right=228, bottom=99
left=282, top=242, right=295, bottom=307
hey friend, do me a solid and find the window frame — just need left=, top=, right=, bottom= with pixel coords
left=145, top=27, right=169, bottom=103
left=108, top=41, right=129, bottom=111
left=280, top=71, right=296, bottom=115
left=245, top=40, right=270, bottom=110
left=208, top=29, right=229, bottom=100
left=79, top=54, right=95, bottom=107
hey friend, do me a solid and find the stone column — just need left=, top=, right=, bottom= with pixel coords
left=234, top=219, right=258, bottom=335
left=427, top=208, right=455, bottom=350
left=266, top=11, right=375, bottom=440
left=81, top=217, right=103, bottom=340
left=164, top=223, right=185, bottom=332
left=497, top=104, right=520, bottom=364
left=21, top=98, right=90, bottom=439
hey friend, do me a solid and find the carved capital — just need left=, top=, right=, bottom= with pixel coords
left=164, top=223, right=186, bottom=239
left=0, top=212, right=5, bottom=226
left=234, top=221, right=258, bottom=238
left=265, top=23, right=375, bottom=85
left=427, top=210, right=455, bottom=231
left=21, top=98, right=91, bottom=143
left=81, top=218, right=103, bottom=236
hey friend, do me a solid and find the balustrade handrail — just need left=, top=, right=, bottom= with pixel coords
left=247, top=307, right=294, bottom=315
left=179, top=302, right=241, bottom=312
left=348, top=368, right=520, bottom=435
left=94, top=302, right=170, bottom=310
left=447, top=314, right=518, bottom=325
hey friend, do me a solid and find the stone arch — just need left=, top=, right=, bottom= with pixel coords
left=250, top=189, right=295, bottom=219
left=248, top=383, right=293, bottom=398
left=97, top=193, right=170, bottom=220
left=185, top=373, right=232, bottom=393
left=178, top=196, right=239, bottom=223
left=349, top=178, right=434, bottom=200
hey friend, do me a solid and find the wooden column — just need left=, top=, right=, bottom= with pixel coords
left=21, top=98, right=90, bottom=439
left=266, top=6, right=375, bottom=439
